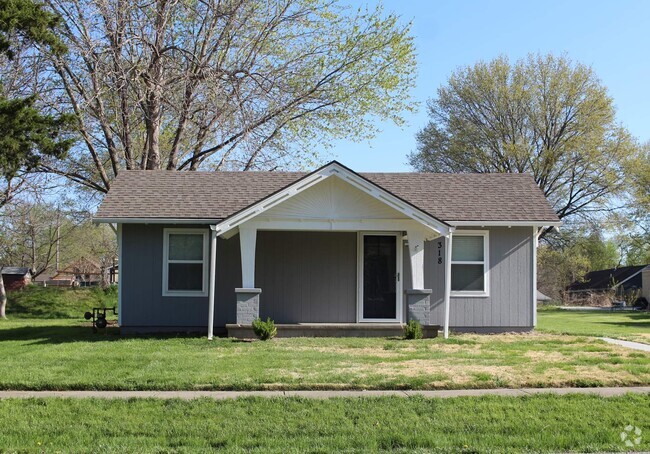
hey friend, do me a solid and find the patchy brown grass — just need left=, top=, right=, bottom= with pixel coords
left=0, top=319, right=647, bottom=390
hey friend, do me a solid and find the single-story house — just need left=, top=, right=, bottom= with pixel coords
left=51, top=257, right=103, bottom=287
left=1, top=267, right=32, bottom=291
left=567, top=264, right=650, bottom=306
left=94, top=161, right=561, bottom=338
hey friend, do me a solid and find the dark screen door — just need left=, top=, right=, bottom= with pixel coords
left=362, top=235, right=397, bottom=319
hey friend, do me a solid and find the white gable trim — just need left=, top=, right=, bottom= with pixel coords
left=214, top=162, right=451, bottom=237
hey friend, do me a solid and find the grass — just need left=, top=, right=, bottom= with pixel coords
left=1, top=394, right=648, bottom=452
left=0, top=318, right=647, bottom=391
left=6, top=285, right=117, bottom=318
left=537, top=306, right=650, bottom=343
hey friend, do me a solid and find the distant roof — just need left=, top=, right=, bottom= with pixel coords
left=567, top=265, right=649, bottom=292
left=95, top=162, right=560, bottom=224
left=536, top=290, right=552, bottom=301
left=1, top=267, right=30, bottom=276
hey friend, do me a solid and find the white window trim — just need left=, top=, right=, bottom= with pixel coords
left=162, top=228, right=209, bottom=297
left=450, top=230, right=490, bottom=298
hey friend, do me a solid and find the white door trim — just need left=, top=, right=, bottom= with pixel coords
left=357, top=231, right=403, bottom=323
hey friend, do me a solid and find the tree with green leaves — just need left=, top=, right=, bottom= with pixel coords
left=411, top=54, right=640, bottom=236
left=0, top=0, right=74, bottom=318
left=614, top=142, right=650, bottom=265
left=25, top=0, right=417, bottom=194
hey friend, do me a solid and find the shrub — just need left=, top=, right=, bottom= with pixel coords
left=403, top=320, right=423, bottom=340
left=252, top=317, right=277, bottom=340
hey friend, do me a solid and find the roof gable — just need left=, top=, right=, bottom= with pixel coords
left=264, top=176, right=408, bottom=220
left=215, top=161, right=451, bottom=236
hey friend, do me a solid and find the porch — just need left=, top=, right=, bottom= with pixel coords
left=226, top=322, right=440, bottom=339
left=205, top=163, right=455, bottom=339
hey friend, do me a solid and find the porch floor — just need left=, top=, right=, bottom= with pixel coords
left=226, top=323, right=440, bottom=339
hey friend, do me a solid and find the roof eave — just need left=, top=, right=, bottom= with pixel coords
left=447, top=220, right=562, bottom=227
left=93, top=217, right=221, bottom=225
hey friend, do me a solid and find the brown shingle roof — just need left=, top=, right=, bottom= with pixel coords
left=95, top=167, right=559, bottom=223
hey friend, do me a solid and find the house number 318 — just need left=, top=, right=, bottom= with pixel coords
left=437, top=241, right=443, bottom=264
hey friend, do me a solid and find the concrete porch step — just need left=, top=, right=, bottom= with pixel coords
left=225, top=323, right=440, bottom=339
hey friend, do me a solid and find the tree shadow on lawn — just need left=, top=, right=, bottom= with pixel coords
left=0, top=322, right=208, bottom=345
left=590, top=313, right=650, bottom=329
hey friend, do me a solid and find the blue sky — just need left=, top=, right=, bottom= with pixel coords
left=332, top=0, right=650, bottom=171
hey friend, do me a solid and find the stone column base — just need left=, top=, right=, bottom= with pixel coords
left=235, top=288, right=262, bottom=325
left=405, top=289, right=432, bottom=325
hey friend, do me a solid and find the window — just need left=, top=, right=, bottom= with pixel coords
left=163, top=229, right=208, bottom=297
left=451, top=231, right=489, bottom=297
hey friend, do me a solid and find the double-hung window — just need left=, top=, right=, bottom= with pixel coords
left=450, top=231, right=489, bottom=297
left=162, top=228, right=208, bottom=297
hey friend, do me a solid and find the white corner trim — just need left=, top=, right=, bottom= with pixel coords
left=162, top=228, right=209, bottom=297
left=449, top=230, right=490, bottom=298
left=117, top=224, right=123, bottom=326
left=215, top=162, right=451, bottom=237
left=443, top=232, right=452, bottom=339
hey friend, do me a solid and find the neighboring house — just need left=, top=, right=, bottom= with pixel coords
left=94, top=161, right=561, bottom=338
left=536, top=290, right=552, bottom=303
left=0, top=267, right=32, bottom=291
left=567, top=264, right=650, bottom=305
left=51, top=257, right=103, bottom=287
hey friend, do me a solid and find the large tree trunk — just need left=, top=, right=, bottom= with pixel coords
left=0, top=268, right=6, bottom=319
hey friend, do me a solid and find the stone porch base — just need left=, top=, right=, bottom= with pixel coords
left=226, top=323, right=440, bottom=339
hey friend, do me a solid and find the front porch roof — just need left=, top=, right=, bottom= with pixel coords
left=214, top=161, right=452, bottom=238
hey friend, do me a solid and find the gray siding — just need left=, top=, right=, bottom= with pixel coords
left=121, top=224, right=533, bottom=331
left=256, top=231, right=357, bottom=323
left=121, top=224, right=241, bottom=330
left=121, top=226, right=357, bottom=329
left=404, top=227, right=534, bottom=328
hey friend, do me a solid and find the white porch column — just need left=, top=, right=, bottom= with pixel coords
left=443, top=231, right=453, bottom=339
left=406, top=228, right=425, bottom=289
left=207, top=226, right=218, bottom=340
left=532, top=227, right=539, bottom=328
left=239, top=225, right=257, bottom=288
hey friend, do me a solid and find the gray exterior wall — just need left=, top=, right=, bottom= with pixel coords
left=121, top=224, right=533, bottom=332
left=256, top=231, right=357, bottom=323
left=121, top=226, right=357, bottom=330
left=121, top=224, right=241, bottom=331
left=404, top=226, right=534, bottom=329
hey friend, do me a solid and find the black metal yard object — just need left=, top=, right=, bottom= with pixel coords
left=84, top=307, right=117, bottom=332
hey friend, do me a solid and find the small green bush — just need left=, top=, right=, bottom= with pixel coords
left=252, top=317, right=277, bottom=340
left=403, top=320, right=423, bottom=340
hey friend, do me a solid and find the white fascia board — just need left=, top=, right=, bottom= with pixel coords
left=93, top=217, right=219, bottom=225
left=215, top=162, right=451, bottom=237
left=447, top=220, right=562, bottom=227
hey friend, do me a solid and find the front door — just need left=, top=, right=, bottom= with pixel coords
left=360, top=233, right=401, bottom=321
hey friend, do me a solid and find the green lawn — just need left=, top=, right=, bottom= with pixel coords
left=0, top=318, right=648, bottom=391
left=537, top=307, right=650, bottom=343
left=6, top=285, right=117, bottom=318
left=5, top=395, right=650, bottom=453
left=1, top=394, right=648, bottom=453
